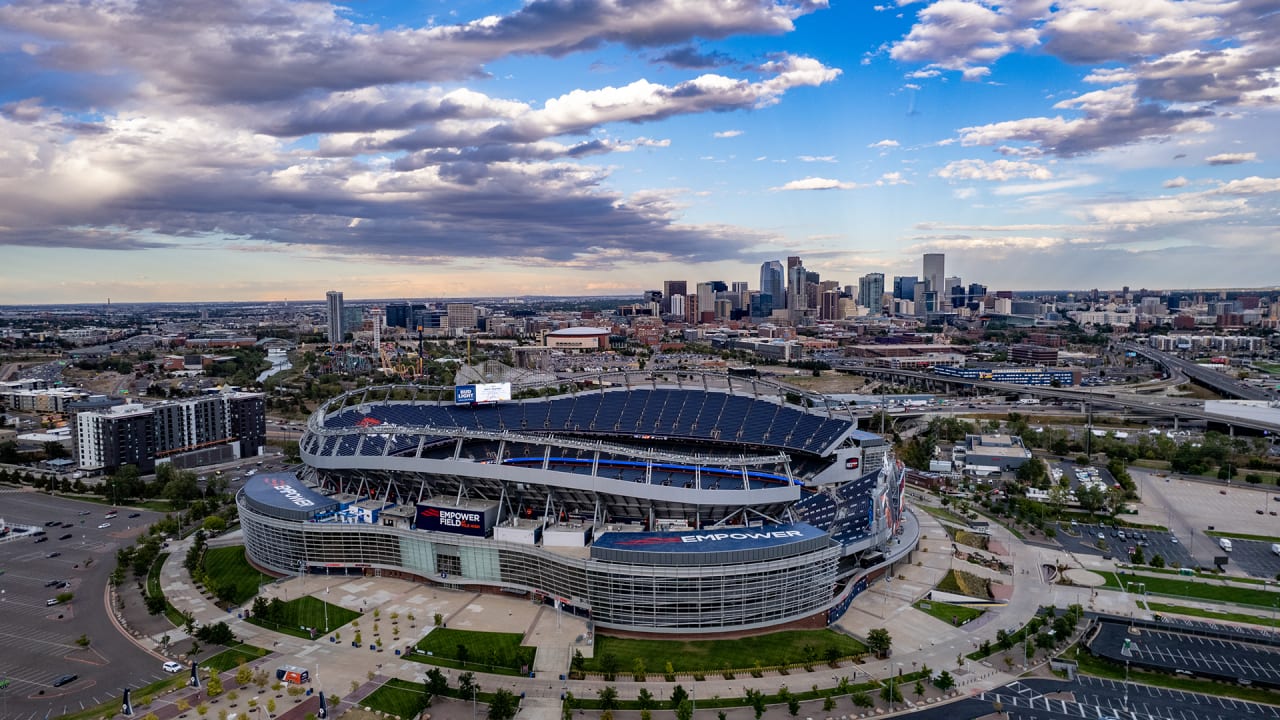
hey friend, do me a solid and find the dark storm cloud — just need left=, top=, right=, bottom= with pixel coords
left=654, top=45, right=737, bottom=69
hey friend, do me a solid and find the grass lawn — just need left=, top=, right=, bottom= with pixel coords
left=583, top=629, right=867, bottom=674
left=413, top=628, right=536, bottom=675
left=201, top=643, right=272, bottom=672
left=360, top=678, right=433, bottom=719
left=247, top=595, right=361, bottom=639
left=1146, top=601, right=1280, bottom=627
left=913, top=599, right=985, bottom=626
left=201, top=545, right=273, bottom=605
left=918, top=505, right=971, bottom=527
left=1206, top=530, right=1280, bottom=543
left=936, top=569, right=992, bottom=599
left=1104, top=571, right=1280, bottom=607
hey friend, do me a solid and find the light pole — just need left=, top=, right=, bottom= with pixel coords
left=471, top=683, right=477, bottom=720
left=324, top=586, right=330, bottom=634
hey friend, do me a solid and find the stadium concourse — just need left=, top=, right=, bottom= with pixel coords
left=239, top=373, right=918, bottom=636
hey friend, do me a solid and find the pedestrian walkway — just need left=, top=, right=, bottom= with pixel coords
left=143, top=501, right=1130, bottom=720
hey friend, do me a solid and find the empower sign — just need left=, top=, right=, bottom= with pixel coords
left=593, top=523, right=825, bottom=554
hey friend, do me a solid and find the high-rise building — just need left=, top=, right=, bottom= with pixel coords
left=643, top=290, right=663, bottom=306
left=893, top=276, right=918, bottom=300
left=923, top=253, right=945, bottom=293
left=858, top=273, right=885, bottom=313
left=759, top=261, right=785, bottom=310
left=968, top=283, right=987, bottom=301
left=819, top=290, right=841, bottom=320
left=669, top=294, right=686, bottom=319
left=787, top=261, right=808, bottom=322
left=662, top=280, right=687, bottom=314
left=75, top=392, right=265, bottom=474
left=695, top=282, right=716, bottom=316
left=326, top=290, right=344, bottom=347
left=447, top=303, right=478, bottom=333
left=385, top=302, right=413, bottom=330
left=749, top=291, right=773, bottom=319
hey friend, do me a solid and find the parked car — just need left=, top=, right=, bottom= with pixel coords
left=52, top=673, right=78, bottom=686
left=97, top=523, right=111, bottom=529
left=127, top=512, right=141, bottom=518
left=58, top=533, right=72, bottom=540
left=163, top=661, right=183, bottom=673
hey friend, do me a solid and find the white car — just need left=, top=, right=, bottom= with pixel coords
left=97, top=522, right=111, bottom=529
left=163, top=661, right=183, bottom=673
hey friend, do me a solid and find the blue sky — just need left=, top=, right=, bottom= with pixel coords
left=1, top=0, right=1278, bottom=303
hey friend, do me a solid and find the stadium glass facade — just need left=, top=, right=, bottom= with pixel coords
left=239, top=493, right=842, bottom=632
left=240, top=376, right=911, bottom=635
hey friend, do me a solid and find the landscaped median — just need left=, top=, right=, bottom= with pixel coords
left=1103, top=569, right=1280, bottom=608
left=575, top=629, right=868, bottom=680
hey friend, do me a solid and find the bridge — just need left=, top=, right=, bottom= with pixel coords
left=831, top=361, right=1280, bottom=435
left=1122, top=341, right=1275, bottom=401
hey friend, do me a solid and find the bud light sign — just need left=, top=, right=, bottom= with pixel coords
left=415, top=504, right=491, bottom=537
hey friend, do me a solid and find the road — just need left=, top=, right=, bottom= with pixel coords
left=1126, top=342, right=1275, bottom=401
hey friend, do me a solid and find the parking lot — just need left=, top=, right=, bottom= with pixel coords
left=1219, top=536, right=1280, bottom=578
left=1091, top=619, right=1280, bottom=687
left=0, top=488, right=167, bottom=719
left=1058, top=521, right=1199, bottom=569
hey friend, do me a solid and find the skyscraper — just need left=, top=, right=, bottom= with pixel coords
left=893, top=276, right=917, bottom=300
left=858, top=273, right=885, bottom=313
left=923, top=253, right=945, bottom=293
left=787, top=261, right=808, bottom=323
left=759, top=261, right=785, bottom=310
left=662, top=280, right=687, bottom=314
left=326, top=290, right=344, bottom=347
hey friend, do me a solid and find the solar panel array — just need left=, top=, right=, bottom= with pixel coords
left=322, top=388, right=852, bottom=455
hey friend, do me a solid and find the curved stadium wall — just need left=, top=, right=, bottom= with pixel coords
left=240, top=378, right=908, bottom=635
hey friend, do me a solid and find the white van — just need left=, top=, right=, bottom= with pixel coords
left=1270, top=543, right=1280, bottom=556
left=1219, top=538, right=1233, bottom=552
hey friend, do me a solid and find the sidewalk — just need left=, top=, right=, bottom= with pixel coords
left=145, top=501, right=1117, bottom=720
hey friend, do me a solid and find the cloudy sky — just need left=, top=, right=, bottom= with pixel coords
left=2, top=0, right=1279, bottom=304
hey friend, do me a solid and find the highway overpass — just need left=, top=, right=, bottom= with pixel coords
left=831, top=361, right=1280, bottom=435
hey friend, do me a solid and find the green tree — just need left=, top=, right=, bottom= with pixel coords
left=597, top=686, right=619, bottom=712
left=677, top=699, right=695, bottom=720
left=457, top=671, right=477, bottom=698
left=487, top=689, right=518, bottom=720
left=934, top=670, right=955, bottom=692
left=425, top=668, right=448, bottom=697
left=745, top=689, right=766, bottom=719
left=867, top=627, right=893, bottom=658
left=637, top=688, right=655, bottom=711
left=669, top=685, right=688, bottom=710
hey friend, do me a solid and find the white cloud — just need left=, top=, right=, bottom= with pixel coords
left=1163, top=176, right=1189, bottom=188
left=798, top=155, right=837, bottom=163
left=1206, top=152, right=1257, bottom=166
left=936, top=158, right=1052, bottom=181
left=771, top=177, right=858, bottom=191
left=876, top=172, right=910, bottom=186
left=868, top=139, right=900, bottom=149
left=714, top=129, right=744, bottom=138
left=991, top=174, right=1099, bottom=196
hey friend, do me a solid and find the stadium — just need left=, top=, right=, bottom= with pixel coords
left=239, top=372, right=918, bottom=635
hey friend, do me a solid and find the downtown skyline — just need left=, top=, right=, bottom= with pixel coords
left=2, top=0, right=1279, bottom=304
